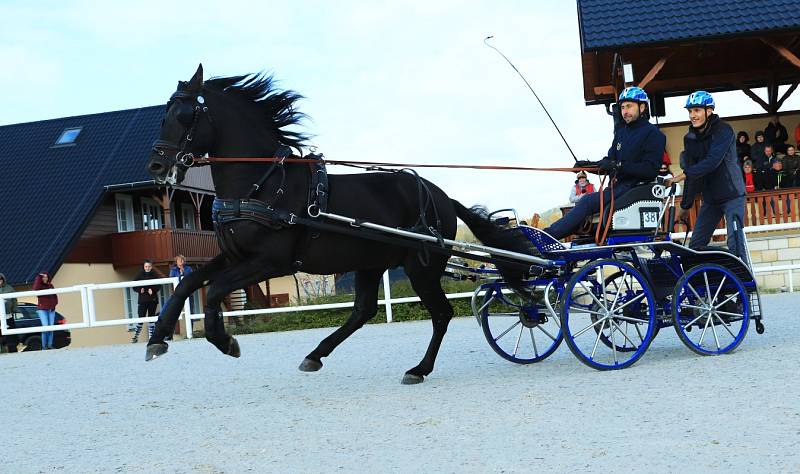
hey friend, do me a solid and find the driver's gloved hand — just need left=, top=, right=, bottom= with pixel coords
left=597, top=158, right=621, bottom=173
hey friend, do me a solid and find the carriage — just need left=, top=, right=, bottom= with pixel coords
left=146, top=65, right=765, bottom=382
left=459, top=179, right=765, bottom=370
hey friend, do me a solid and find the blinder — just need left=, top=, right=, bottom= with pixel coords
left=151, top=89, right=214, bottom=181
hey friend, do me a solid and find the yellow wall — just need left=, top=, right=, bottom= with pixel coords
left=660, top=111, right=800, bottom=174
left=51, top=263, right=145, bottom=348
left=268, top=273, right=335, bottom=304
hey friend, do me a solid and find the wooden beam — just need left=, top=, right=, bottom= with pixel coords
left=638, top=55, right=671, bottom=89
left=593, top=85, right=615, bottom=95
left=777, top=82, right=800, bottom=110
left=737, top=84, right=770, bottom=112
left=761, top=37, right=800, bottom=69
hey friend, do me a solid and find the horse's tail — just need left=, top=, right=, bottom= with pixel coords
left=451, top=200, right=537, bottom=297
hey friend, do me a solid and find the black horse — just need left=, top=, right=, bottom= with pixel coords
left=146, top=65, right=523, bottom=384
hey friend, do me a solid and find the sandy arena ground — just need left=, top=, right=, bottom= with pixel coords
left=2, top=293, right=798, bottom=473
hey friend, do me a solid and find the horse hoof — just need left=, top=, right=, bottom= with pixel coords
left=145, top=343, right=168, bottom=361
left=401, top=373, right=424, bottom=385
left=298, top=358, right=323, bottom=372
left=227, top=337, right=241, bottom=358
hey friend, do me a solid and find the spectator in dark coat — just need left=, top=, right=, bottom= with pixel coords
left=750, top=131, right=767, bottom=170
left=131, top=260, right=162, bottom=343
left=32, top=272, right=58, bottom=350
left=736, top=131, right=750, bottom=164
left=781, top=145, right=799, bottom=187
left=765, top=115, right=789, bottom=154
left=764, top=158, right=792, bottom=215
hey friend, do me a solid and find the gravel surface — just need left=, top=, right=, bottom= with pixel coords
left=2, top=293, right=799, bottom=473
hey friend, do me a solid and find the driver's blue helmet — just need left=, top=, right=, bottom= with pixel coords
left=618, top=86, right=649, bottom=104
left=685, top=90, right=715, bottom=109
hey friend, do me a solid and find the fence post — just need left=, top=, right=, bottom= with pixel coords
left=383, top=271, right=393, bottom=323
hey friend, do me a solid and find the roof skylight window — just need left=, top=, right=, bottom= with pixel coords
left=54, top=127, right=82, bottom=146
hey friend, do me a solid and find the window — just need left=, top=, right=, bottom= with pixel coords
left=141, top=198, right=164, bottom=230
left=54, top=127, right=82, bottom=146
left=180, top=203, right=196, bottom=230
left=115, top=194, right=135, bottom=232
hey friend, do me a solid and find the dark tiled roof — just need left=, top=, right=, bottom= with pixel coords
left=0, top=106, right=166, bottom=285
left=578, top=0, right=800, bottom=51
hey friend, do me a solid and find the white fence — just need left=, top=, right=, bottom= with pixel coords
left=0, top=277, right=188, bottom=337
left=2, top=222, right=799, bottom=342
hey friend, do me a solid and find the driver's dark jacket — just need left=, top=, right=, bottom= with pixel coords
left=681, top=114, right=745, bottom=209
left=606, top=116, right=665, bottom=187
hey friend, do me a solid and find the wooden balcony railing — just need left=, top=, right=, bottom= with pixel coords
left=676, top=188, right=800, bottom=233
left=111, top=229, right=219, bottom=267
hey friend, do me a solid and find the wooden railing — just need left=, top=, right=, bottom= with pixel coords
left=676, top=188, right=800, bottom=233
left=110, top=229, right=219, bottom=267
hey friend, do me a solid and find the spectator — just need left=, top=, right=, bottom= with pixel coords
left=764, top=158, right=791, bottom=190
left=736, top=131, right=751, bottom=164
left=1, top=273, right=19, bottom=353
left=751, top=131, right=767, bottom=170
left=658, top=163, right=682, bottom=195
left=742, top=160, right=758, bottom=193
left=781, top=145, right=799, bottom=187
left=765, top=115, right=789, bottom=154
left=131, top=260, right=162, bottom=343
left=764, top=158, right=792, bottom=215
left=160, top=255, right=195, bottom=340
left=568, top=171, right=595, bottom=203
left=32, top=272, right=57, bottom=350
left=765, top=144, right=778, bottom=166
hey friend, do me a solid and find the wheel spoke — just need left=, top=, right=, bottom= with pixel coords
left=529, top=328, right=539, bottom=358
left=698, top=313, right=712, bottom=346
left=535, top=324, right=557, bottom=342
left=709, top=275, right=726, bottom=307
left=609, top=320, right=618, bottom=364
left=606, top=271, right=628, bottom=313
left=578, top=281, right=607, bottom=311
left=703, top=271, right=712, bottom=306
left=685, top=281, right=707, bottom=305
left=590, top=318, right=606, bottom=360
left=572, top=315, right=608, bottom=338
left=512, top=324, right=524, bottom=357
left=610, top=319, right=638, bottom=348
left=611, top=292, right=645, bottom=313
left=493, top=321, right=521, bottom=342
left=712, top=313, right=738, bottom=338
left=478, top=296, right=498, bottom=314
left=568, top=305, right=606, bottom=316
left=712, top=293, right=738, bottom=310
left=710, top=316, right=721, bottom=350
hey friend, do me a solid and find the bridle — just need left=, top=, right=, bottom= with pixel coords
left=151, top=89, right=214, bottom=184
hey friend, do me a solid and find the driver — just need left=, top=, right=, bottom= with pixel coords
left=543, top=86, right=665, bottom=240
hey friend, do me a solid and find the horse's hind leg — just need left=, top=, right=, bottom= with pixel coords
left=202, top=258, right=286, bottom=357
left=299, top=268, right=384, bottom=372
left=402, top=261, right=454, bottom=385
left=146, top=254, right=229, bottom=361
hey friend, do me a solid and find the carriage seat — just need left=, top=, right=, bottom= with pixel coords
left=588, top=182, right=671, bottom=233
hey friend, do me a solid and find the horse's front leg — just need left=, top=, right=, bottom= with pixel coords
left=202, top=258, right=289, bottom=358
left=145, top=254, right=228, bottom=361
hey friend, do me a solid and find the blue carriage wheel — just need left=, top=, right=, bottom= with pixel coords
left=672, top=263, right=750, bottom=356
left=560, top=259, right=657, bottom=370
left=479, top=283, right=563, bottom=364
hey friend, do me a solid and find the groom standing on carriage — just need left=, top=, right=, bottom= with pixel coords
left=543, top=86, right=666, bottom=240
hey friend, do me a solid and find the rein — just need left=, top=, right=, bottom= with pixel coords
left=194, top=155, right=598, bottom=173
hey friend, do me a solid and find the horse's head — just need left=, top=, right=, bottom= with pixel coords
left=148, top=64, right=215, bottom=185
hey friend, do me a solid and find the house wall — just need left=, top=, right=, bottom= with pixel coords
left=659, top=111, right=800, bottom=173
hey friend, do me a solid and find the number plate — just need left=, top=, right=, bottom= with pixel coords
left=641, top=210, right=659, bottom=227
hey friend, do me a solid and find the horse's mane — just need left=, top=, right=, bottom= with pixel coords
left=205, top=74, right=310, bottom=150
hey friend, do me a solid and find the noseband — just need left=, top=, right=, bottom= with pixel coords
left=152, top=90, right=214, bottom=179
